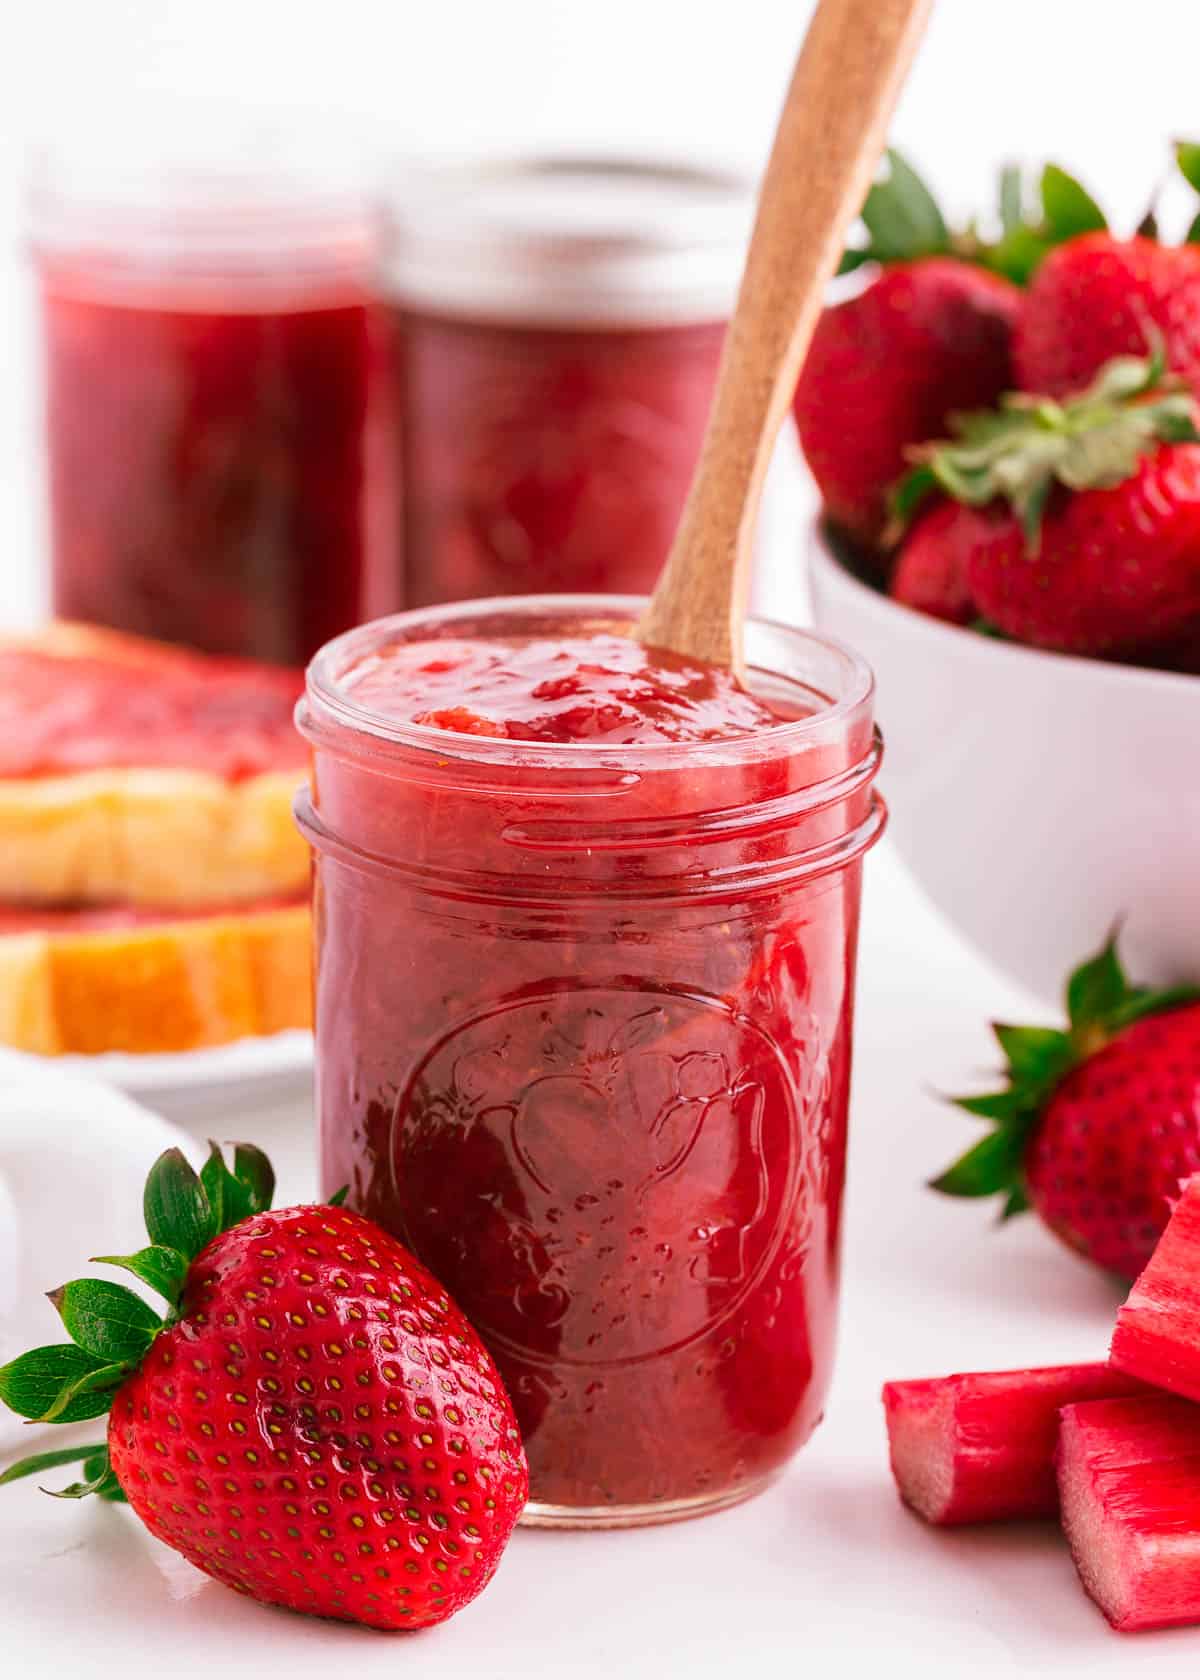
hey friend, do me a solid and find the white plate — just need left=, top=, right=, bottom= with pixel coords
left=53, top=1030, right=314, bottom=1117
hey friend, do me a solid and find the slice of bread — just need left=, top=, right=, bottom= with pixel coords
left=0, top=624, right=314, bottom=1055
left=0, top=902, right=311, bottom=1056
left=0, top=623, right=309, bottom=908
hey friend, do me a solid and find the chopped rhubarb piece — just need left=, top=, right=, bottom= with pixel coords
left=883, top=1363, right=1150, bottom=1524
left=1059, top=1394, right=1200, bottom=1631
left=1111, top=1174, right=1200, bottom=1401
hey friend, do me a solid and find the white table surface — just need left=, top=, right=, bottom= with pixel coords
left=1, top=517, right=1192, bottom=1672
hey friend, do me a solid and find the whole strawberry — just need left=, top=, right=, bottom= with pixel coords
left=1014, top=234, right=1200, bottom=403
left=932, top=936, right=1200, bottom=1279
left=887, top=499, right=978, bottom=625
left=794, top=256, right=1019, bottom=544
left=893, top=347, right=1200, bottom=656
left=0, top=1145, right=527, bottom=1629
left=794, top=154, right=1116, bottom=546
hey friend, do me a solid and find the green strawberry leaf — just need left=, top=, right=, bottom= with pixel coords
left=953, top=1089, right=1029, bottom=1122
left=1066, top=935, right=1129, bottom=1032
left=1108, top=984, right=1200, bottom=1033
left=930, top=1124, right=1028, bottom=1199
left=233, top=1144, right=275, bottom=1217
left=896, top=348, right=1196, bottom=547
left=46, top=1452, right=123, bottom=1501
left=0, top=1343, right=107, bottom=1422
left=1040, top=164, right=1107, bottom=239
left=860, top=150, right=949, bottom=264
left=143, top=1149, right=214, bottom=1261
left=1000, top=1184, right=1031, bottom=1220
left=82, top=1448, right=127, bottom=1503
left=39, top=1360, right=127, bottom=1424
left=993, top=1024, right=1073, bottom=1087
left=201, top=1143, right=253, bottom=1235
left=1177, top=140, right=1200, bottom=195
left=90, top=1245, right=188, bottom=1308
left=1187, top=210, right=1200, bottom=247
left=985, top=226, right=1051, bottom=286
left=836, top=247, right=876, bottom=276
left=327, top=1186, right=350, bottom=1209
left=933, top=929, right=1200, bottom=1230
left=884, top=465, right=939, bottom=543
left=0, top=1443, right=108, bottom=1487
left=48, top=1278, right=160, bottom=1365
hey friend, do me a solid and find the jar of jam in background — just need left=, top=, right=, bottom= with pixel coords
left=29, top=151, right=396, bottom=665
left=385, top=159, right=749, bottom=608
left=296, top=596, right=885, bottom=1527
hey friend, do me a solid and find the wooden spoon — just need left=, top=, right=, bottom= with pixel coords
left=637, top=0, right=933, bottom=675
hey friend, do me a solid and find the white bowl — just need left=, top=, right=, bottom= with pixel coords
left=807, top=524, right=1200, bottom=1005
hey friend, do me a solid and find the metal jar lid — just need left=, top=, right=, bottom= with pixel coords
left=26, top=111, right=380, bottom=279
left=385, top=156, right=752, bottom=328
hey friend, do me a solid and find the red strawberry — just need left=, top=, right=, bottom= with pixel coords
left=894, top=348, right=1200, bottom=657
left=794, top=153, right=1113, bottom=545
left=1014, top=234, right=1200, bottom=402
left=0, top=1144, right=527, bottom=1630
left=887, top=500, right=977, bottom=624
left=794, top=257, right=1019, bottom=543
left=932, top=935, right=1200, bottom=1280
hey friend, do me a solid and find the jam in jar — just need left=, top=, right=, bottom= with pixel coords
left=297, top=597, right=884, bottom=1527
left=31, top=158, right=395, bottom=664
left=385, top=160, right=747, bottom=607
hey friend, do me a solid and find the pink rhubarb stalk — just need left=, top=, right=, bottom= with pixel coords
left=1111, top=1173, right=1200, bottom=1401
left=1058, top=1393, right=1200, bottom=1632
left=883, top=1363, right=1149, bottom=1524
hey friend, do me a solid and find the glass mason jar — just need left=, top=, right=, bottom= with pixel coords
left=296, top=597, right=885, bottom=1527
left=384, top=159, right=748, bottom=608
left=29, top=151, right=396, bottom=665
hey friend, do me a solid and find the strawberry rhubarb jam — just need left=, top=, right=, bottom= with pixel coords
left=0, top=645, right=305, bottom=778
left=31, top=172, right=394, bottom=664
left=297, top=598, right=885, bottom=1526
left=386, top=159, right=746, bottom=607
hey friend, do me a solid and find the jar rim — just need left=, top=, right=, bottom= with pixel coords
left=383, top=155, right=752, bottom=327
left=25, top=139, right=380, bottom=279
left=302, top=594, right=876, bottom=771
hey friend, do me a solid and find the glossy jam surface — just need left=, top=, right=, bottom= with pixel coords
left=303, top=617, right=878, bottom=1520
left=39, top=265, right=393, bottom=664
left=0, top=647, right=304, bottom=778
left=344, top=632, right=792, bottom=744
left=393, top=313, right=724, bottom=606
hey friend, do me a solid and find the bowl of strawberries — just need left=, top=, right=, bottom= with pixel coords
left=803, top=151, right=1200, bottom=1004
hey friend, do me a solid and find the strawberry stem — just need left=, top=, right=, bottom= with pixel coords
left=890, top=345, right=1200, bottom=547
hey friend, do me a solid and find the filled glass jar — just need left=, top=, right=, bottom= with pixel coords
left=30, top=153, right=395, bottom=664
left=385, top=160, right=747, bottom=608
left=297, top=596, right=884, bottom=1527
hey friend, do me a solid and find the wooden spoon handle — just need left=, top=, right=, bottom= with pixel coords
left=638, top=0, right=933, bottom=672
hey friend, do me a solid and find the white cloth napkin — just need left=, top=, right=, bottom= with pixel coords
left=0, top=1051, right=195, bottom=1454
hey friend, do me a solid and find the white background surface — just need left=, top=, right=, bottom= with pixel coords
left=3, top=1, right=1200, bottom=1670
